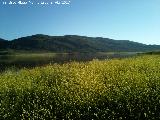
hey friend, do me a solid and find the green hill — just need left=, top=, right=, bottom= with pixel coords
left=0, top=34, right=160, bottom=52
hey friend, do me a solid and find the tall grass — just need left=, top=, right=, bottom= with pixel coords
left=0, top=55, right=160, bottom=119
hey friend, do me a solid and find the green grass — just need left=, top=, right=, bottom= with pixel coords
left=0, top=55, right=160, bottom=119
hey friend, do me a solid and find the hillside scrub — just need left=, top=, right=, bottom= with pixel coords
left=0, top=55, right=160, bottom=119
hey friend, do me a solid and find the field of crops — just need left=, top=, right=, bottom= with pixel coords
left=0, top=55, right=160, bottom=119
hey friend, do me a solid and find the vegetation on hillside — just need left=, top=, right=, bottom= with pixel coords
left=0, top=55, right=160, bottom=119
left=1, top=34, right=160, bottom=52
left=0, top=38, right=8, bottom=50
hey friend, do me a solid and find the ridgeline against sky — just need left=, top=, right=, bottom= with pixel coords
left=0, top=0, right=160, bottom=45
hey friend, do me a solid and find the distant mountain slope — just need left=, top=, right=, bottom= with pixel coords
left=0, top=34, right=160, bottom=52
left=0, top=38, right=8, bottom=49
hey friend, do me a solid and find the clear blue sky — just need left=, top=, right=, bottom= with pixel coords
left=0, top=0, right=160, bottom=45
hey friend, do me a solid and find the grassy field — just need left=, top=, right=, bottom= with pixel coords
left=0, top=55, right=160, bottom=119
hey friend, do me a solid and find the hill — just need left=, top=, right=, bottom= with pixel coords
left=0, top=38, right=8, bottom=50
left=0, top=34, right=160, bottom=52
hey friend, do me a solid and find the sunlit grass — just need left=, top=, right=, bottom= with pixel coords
left=0, top=55, right=160, bottom=119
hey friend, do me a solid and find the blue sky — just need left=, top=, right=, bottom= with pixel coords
left=0, top=0, right=160, bottom=45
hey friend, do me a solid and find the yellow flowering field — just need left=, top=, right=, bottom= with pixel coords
left=0, top=55, right=160, bottom=119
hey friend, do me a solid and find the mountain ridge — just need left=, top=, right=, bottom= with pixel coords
left=0, top=34, right=160, bottom=52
